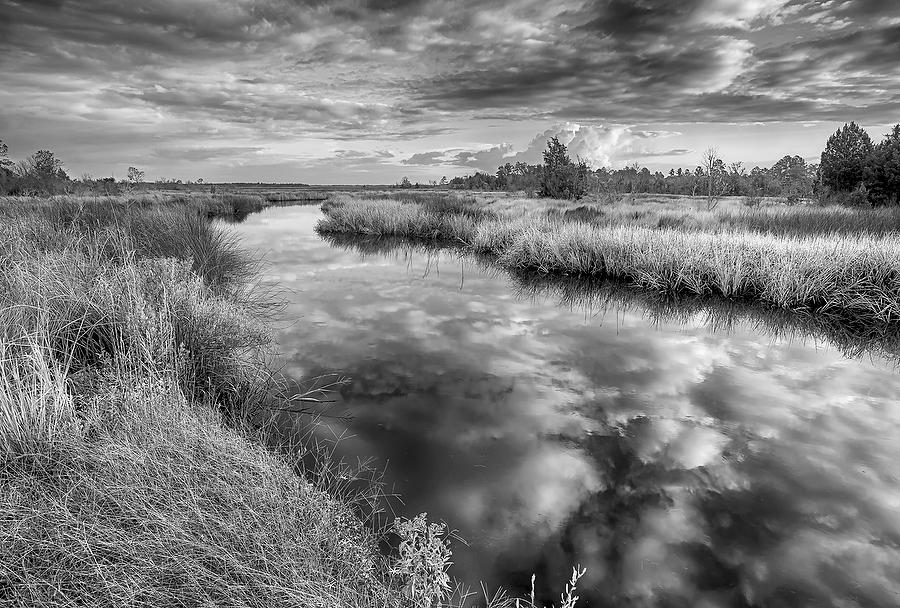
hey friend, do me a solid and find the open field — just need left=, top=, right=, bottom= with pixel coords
left=317, top=193, right=900, bottom=326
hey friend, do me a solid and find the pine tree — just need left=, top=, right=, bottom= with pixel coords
left=820, top=122, right=873, bottom=192
left=539, top=137, right=588, bottom=199
left=868, top=125, right=900, bottom=206
left=0, top=139, right=12, bottom=169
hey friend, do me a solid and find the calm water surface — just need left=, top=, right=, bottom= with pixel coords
left=234, top=206, right=900, bottom=607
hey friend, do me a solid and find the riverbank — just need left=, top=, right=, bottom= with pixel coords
left=317, top=194, right=900, bottom=326
left=0, top=197, right=406, bottom=607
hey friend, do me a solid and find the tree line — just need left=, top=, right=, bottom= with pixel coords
left=0, top=142, right=153, bottom=196
left=4, top=120, right=898, bottom=205
left=436, top=121, right=900, bottom=206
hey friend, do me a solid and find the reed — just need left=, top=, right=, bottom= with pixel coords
left=318, top=196, right=900, bottom=325
left=0, top=198, right=403, bottom=607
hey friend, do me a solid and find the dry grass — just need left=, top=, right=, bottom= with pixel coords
left=0, top=198, right=406, bottom=608
left=0, top=192, right=269, bottom=222
left=0, top=195, right=596, bottom=608
left=318, top=195, right=900, bottom=325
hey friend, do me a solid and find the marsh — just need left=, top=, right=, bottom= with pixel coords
left=237, top=204, right=900, bottom=607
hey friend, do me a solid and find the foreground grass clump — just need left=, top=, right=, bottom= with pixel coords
left=318, top=195, right=900, bottom=325
left=0, top=372, right=386, bottom=606
left=0, top=199, right=408, bottom=607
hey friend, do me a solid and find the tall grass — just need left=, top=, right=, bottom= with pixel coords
left=0, top=198, right=408, bottom=607
left=0, top=191, right=269, bottom=223
left=318, top=196, right=900, bottom=326
left=540, top=197, right=900, bottom=236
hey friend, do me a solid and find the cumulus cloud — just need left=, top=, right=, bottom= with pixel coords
left=402, top=123, right=688, bottom=170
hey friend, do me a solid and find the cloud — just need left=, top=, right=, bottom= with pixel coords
left=402, top=123, right=690, bottom=170
left=1, top=0, right=899, bottom=180
left=150, top=145, right=264, bottom=162
left=402, top=151, right=450, bottom=165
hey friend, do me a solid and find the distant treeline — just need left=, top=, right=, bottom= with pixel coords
left=3, top=120, right=898, bottom=206
left=402, top=122, right=900, bottom=206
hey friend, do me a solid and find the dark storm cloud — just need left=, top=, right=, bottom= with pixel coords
left=406, top=0, right=899, bottom=123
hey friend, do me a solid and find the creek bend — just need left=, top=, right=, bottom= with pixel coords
left=233, top=205, right=900, bottom=607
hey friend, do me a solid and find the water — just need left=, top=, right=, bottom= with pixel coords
left=233, top=206, right=900, bottom=607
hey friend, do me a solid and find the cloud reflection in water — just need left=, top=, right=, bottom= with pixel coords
left=236, top=207, right=900, bottom=607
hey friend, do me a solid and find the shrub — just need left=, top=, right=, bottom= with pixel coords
left=742, top=191, right=762, bottom=207
left=390, top=513, right=452, bottom=608
left=847, top=183, right=871, bottom=207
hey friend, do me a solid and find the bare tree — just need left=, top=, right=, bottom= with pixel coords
left=702, top=147, right=721, bottom=210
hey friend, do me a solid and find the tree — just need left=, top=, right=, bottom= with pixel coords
left=820, top=122, right=873, bottom=192
left=771, top=155, right=811, bottom=201
left=868, top=124, right=900, bottom=206
left=127, top=166, right=145, bottom=184
left=539, top=137, right=589, bottom=199
left=399, top=176, right=412, bottom=188
left=701, top=147, right=725, bottom=208
left=32, top=149, right=67, bottom=179
left=0, top=139, right=12, bottom=169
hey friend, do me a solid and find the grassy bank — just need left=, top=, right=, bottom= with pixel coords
left=317, top=194, right=900, bottom=326
left=0, top=192, right=270, bottom=223
left=0, top=198, right=410, bottom=607
left=323, top=232, right=900, bottom=363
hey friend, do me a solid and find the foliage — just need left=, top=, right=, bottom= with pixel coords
left=6, top=149, right=71, bottom=195
left=390, top=513, right=453, bottom=607
left=0, top=139, right=12, bottom=169
left=539, top=138, right=589, bottom=200
left=868, top=124, right=900, bottom=206
left=847, top=183, right=871, bottom=207
left=32, top=149, right=67, bottom=179
left=820, top=121, right=874, bottom=192
left=447, top=155, right=817, bottom=200
left=127, top=166, right=145, bottom=183
left=771, top=155, right=813, bottom=200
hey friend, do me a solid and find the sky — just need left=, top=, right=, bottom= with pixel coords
left=0, top=0, right=898, bottom=184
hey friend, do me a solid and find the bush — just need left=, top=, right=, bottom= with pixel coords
left=848, top=183, right=871, bottom=207
left=742, top=191, right=763, bottom=207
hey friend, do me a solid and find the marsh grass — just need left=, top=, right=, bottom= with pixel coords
left=318, top=196, right=900, bottom=326
left=0, top=371, right=395, bottom=607
left=0, top=197, right=414, bottom=607
left=510, top=272, right=900, bottom=364
left=323, top=234, right=900, bottom=363
left=540, top=197, right=900, bottom=237
left=0, top=191, right=269, bottom=223
left=0, top=194, right=593, bottom=608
